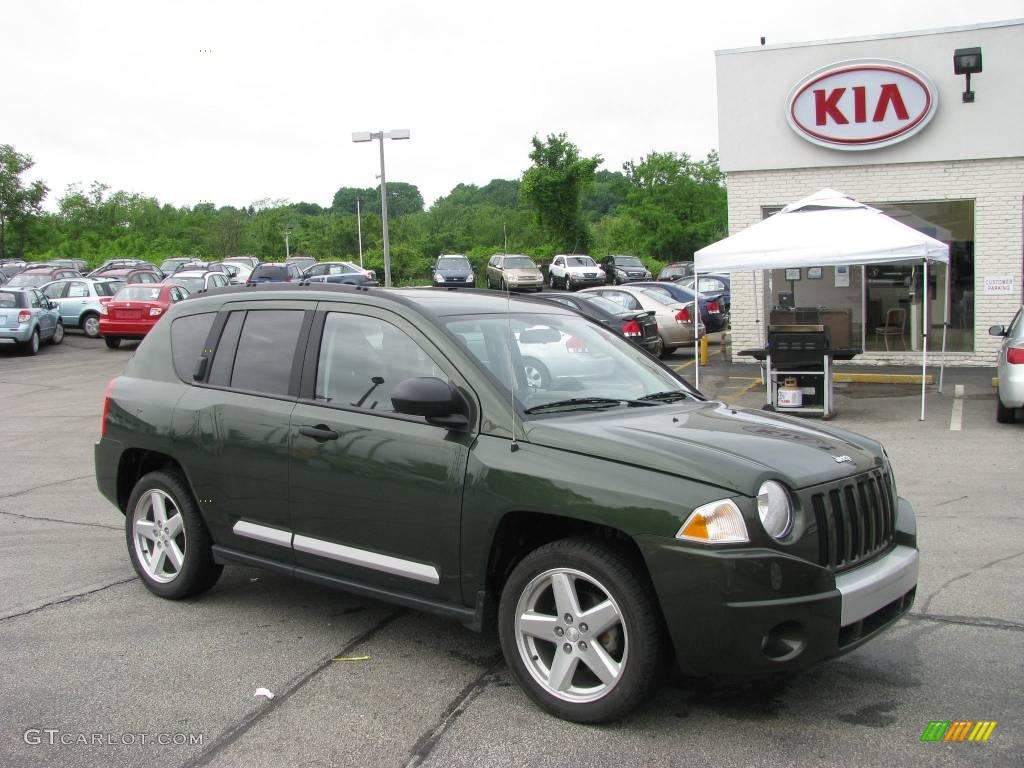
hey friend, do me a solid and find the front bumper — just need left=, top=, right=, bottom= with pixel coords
left=639, top=496, right=918, bottom=677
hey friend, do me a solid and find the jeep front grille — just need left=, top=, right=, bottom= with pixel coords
left=811, top=469, right=895, bottom=572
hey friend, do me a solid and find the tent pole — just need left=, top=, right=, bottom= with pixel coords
left=765, top=270, right=773, bottom=405
left=693, top=268, right=700, bottom=390
left=939, top=268, right=949, bottom=392
left=920, top=260, right=928, bottom=421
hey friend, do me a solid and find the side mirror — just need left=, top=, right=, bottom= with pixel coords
left=988, top=325, right=1007, bottom=337
left=392, top=376, right=469, bottom=430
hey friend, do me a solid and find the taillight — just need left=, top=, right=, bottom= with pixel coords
left=707, top=301, right=719, bottom=313
left=621, top=320, right=642, bottom=337
left=674, top=307, right=691, bottom=324
left=100, top=304, right=108, bottom=315
left=149, top=306, right=163, bottom=317
left=1008, top=347, right=1024, bottom=365
left=566, top=336, right=588, bottom=353
left=101, top=377, right=116, bottom=436
left=18, top=310, right=32, bottom=324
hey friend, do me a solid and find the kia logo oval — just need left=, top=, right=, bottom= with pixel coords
left=786, top=59, right=937, bottom=150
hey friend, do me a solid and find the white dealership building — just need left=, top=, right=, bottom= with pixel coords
left=714, top=19, right=1023, bottom=365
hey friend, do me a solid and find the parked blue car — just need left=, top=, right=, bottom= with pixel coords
left=41, top=277, right=124, bottom=338
left=679, top=274, right=731, bottom=325
left=0, top=287, right=65, bottom=355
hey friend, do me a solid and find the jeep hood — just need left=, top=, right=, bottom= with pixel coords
left=522, top=400, right=884, bottom=496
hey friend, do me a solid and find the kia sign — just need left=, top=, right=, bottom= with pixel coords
left=786, top=59, right=938, bottom=150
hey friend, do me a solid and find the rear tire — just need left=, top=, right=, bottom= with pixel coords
left=81, top=312, right=101, bottom=338
left=125, top=470, right=223, bottom=599
left=498, top=538, right=665, bottom=724
left=996, top=388, right=1015, bottom=423
left=522, top=357, right=550, bottom=389
left=105, top=336, right=121, bottom=349
left=657, top=337, right=673, bottom=359
left=21, top=329, right=40, bottom=356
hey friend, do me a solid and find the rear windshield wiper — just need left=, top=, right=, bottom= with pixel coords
left=524, top=397, right=657, bottom=414
left=636, top=390, right=693, bottom=404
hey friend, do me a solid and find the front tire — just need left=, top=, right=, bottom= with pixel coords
left=498, top=538, right=664, bottom=723
left=125, top=470, right=222, bottom=599
left=105, top=336, right=121, bottom=349
left=565, top=274, right=574, bottom=291
left=996, top=388, right=1015, bottom=424
left=50, top=322, right=65, bottom=345
left=549, top=273, right=556, bottom=289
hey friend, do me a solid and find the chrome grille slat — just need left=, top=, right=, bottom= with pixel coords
left=811, top=470, right=896, bottom=572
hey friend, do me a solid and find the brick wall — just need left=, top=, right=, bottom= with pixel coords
left=724, top=157, right=1024, bottom=366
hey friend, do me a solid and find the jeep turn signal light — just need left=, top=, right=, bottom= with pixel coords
left=676, top=499, right=749, bottom=544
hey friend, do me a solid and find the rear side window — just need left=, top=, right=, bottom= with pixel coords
left=171, top=313, right=217, bottom=381
left=0, top=291, right=22, bottom=308
left=229, top=310, right=305, bottom=396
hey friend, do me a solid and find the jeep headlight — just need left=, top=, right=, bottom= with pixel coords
left=676, top=499, right=748, bottom=544
left=757, top=480, right=792, bottom=540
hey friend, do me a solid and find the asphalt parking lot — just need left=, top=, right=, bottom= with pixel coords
left=1, top=330, right=1021, bottom=768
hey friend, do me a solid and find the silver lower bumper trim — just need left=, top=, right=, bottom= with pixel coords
left=836, top=544, right=918, bottom=626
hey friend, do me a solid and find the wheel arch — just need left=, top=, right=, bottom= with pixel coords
left=116, top=448, right=193, bottom=513
left=483, top=511, right=651, bottom=607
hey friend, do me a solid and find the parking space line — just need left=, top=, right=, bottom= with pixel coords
left=950, top=384, right=964, bottom=431
left=671, top=360, right=696, bottom=371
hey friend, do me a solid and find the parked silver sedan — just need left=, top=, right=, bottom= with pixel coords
left=580, top=285, right=704, bottom=357
left=41, top=277, right=125, bottom=338
left=989, top=306, right=1024, bottom=423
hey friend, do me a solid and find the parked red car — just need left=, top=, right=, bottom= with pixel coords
left=99, top=284, right=189, bottom=349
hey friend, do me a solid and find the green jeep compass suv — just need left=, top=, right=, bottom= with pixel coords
left=95, top=284, right=918, bottom=723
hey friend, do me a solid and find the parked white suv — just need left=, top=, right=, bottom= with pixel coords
left=548, top=255, right=605, bottom=291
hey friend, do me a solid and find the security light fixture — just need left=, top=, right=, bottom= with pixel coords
left=351, top=129, right=411, bottom=287
left=953, top=47, right=982, bottom=103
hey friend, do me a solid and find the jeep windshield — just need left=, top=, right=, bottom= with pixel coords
left=444, top=313, right=698, bottom=415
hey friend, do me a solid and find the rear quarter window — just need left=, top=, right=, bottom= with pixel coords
left=229, top=310, right=306, bottom=396
left=170, top=313, right=217, bottom=382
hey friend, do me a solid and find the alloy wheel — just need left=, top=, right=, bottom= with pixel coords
left=132, top=489, right=187, bottom=584
left=83, top=315, right=100, bottom=338
left=513, top=568, right=628, bottom=704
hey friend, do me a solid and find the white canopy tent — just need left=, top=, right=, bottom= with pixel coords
left=693, top=189, right=950, bottom=420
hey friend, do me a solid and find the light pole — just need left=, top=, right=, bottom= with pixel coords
left=356, top=196, right=364, bottom=268
left=352, top=129, right=410, bottom=287
left=284, top=223, right=293, bottom=258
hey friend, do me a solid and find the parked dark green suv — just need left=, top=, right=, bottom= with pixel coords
left=95, top=285, right=918, bottom=723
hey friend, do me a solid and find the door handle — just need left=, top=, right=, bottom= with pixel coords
left=299, top=425, right=339, bottom=442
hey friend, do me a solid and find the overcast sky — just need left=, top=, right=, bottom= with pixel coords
left=4, top=1, right=1020, bottom=211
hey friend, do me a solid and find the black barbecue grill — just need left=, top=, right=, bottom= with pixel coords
left=740, top=323, right=861, bottom=418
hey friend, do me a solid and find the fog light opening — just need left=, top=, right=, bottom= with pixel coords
left=761, top=621, right=806, bottom=661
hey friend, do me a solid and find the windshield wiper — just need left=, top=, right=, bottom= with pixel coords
left=524, top=397, right=657, bottom=414
left=637, top=390, right=693, bottom=403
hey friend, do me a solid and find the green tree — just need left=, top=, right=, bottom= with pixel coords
left=520, top=133, right=601, bottom=252
left=331, top=186, right=374, bottom=214
left=595, top=150, right=726, bottom=263
left=376, top=181, right=423, bottom=218
left=0, top=145, right=49, bottom=259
